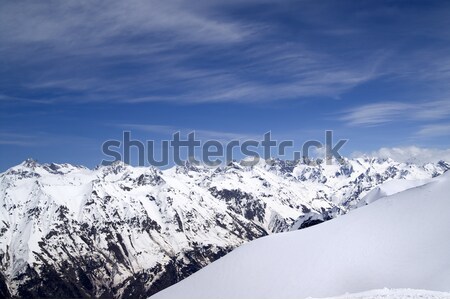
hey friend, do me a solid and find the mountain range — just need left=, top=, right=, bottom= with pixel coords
left=153, top=168, right=450, bottom=299
left=0, top=158, right=448, bottom=298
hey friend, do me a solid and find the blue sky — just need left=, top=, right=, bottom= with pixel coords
left=1, top=0, right=450, bottom=169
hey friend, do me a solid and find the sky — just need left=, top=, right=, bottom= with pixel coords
left=1, top=0, right=450, bottom=170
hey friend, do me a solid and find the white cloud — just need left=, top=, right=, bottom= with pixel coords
left=340, top=102, right=411, bottom=126
left=416, top=123, right=450, bottom=137
left=119, top=124, right=256, bottom=142
left=0, top=0, right=386, bottom=104
left=0, top=132, right=38, bottom=146
left=0, top=131, right=96, bottom=148
left=353, top=146, right=450, bottom=164
left=2, top=0, right=450, bottom=105
left=341, top=100, right=450, bottom=126
left=0, top=0, right=251, bottom=47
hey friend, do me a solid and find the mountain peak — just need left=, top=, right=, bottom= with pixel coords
left=20, top=158, right=39, bottom=168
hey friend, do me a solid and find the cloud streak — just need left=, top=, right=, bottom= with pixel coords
left=0, top=1, right=252, bottom=47
left=340, top=99, right=450, bottom=127
left=118, top=123, right=257, bottom=142
left=1, top=0, right=450, bottom=107
left=0, top=0, right=394, bottom=105
left=416, top=123, right=450, bottom=138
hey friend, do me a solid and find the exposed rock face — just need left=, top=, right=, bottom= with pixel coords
left=0, top=158, right=448, bottom=298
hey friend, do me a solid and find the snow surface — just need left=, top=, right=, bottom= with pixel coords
left=308, top=289, right=450, bottom=299
left=355, top=178, right=433, bottom=207
left=152, top=171, right=450, bottom=299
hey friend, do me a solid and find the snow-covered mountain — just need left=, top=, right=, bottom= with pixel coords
left=152, top=171, right=450, bottom=299
left=0, top=158, right=448, bottom=298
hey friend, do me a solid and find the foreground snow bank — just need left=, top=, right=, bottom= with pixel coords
left=152, top=172, right=450, bottom=299
left=308, top=289, right=450, bottom=299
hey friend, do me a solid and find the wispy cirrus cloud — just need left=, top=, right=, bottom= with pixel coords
left=340, top=102, right=411, bottom=126
left=1, top=0, right=450, bottom=107
left=0, top=132, right=39, bottom=146
left=340, top=99, right=450, bottom=126
left=118, top=124, right=257, bottom=142
left=0, top=0, right=396, bottom=105
left=0, top=130, right=97, bottom=148
left=416, top=123, right=450, bottom=138
left=0, top=1, right=251, bottom=47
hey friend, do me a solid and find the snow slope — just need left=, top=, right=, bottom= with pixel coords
left=355, top=178, right=433, bottom=208
left=152, top=171, right=450, bottom=299
left=308, top=289, right=450, bottom=299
